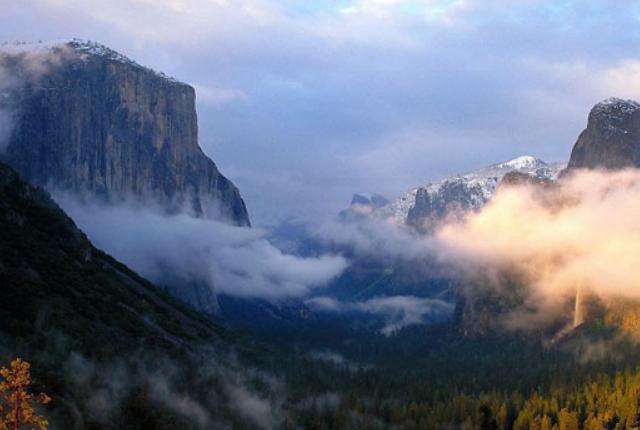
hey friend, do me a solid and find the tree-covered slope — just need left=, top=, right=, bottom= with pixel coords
left=0, top=162, right=224, bottom=356
left=0, top=163, right=279, bottom=429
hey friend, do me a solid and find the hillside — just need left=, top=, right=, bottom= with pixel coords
left=0, top=162, right=274, bottom=429
left=0, top=162, right=224, bottom=353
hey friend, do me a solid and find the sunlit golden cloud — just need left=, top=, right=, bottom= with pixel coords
left=435, top=169, right=640, bottom=324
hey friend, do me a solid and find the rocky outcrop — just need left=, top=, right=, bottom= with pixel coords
left=339, top=192, right=389, bottom=221
left=499, top=170, right=555, bottom=188
left=398, top=156, right=564, bottom=231
left=374, top=156, right=565, bottom=227
left=407, top=180, right=479, bottom=230
left=0, top=40, right=250, bottom=226
left=566, top=98, right=640, bottom=171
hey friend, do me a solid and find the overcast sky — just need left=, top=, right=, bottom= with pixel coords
left=3, top=1, right=640, bottom=224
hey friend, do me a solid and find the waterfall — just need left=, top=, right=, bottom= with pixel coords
left=573, top=285, right=584, bottom=328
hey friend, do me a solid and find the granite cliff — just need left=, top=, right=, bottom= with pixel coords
left=567, top=98, right=640, bottom=171
left=0, top=40, right=250, bottom=226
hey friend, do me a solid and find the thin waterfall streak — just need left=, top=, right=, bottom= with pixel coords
left=573, top=285, right=584, bottom=328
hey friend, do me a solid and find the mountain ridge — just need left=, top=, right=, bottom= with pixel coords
left=372, top=155, right=566, bottom=227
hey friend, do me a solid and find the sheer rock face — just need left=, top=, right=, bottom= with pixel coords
left=0, top=40, right=250, bottom=226
left=567, top=98, right=640, bottom=171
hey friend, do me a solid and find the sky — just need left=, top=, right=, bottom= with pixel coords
left=2, top=0, right=640, bottom=225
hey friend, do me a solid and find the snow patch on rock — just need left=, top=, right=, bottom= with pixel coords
left=0, top=38, right=181, bottom=84
left=374, top=156, right=566, bottom=225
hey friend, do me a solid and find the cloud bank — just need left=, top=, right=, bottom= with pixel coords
left=314, top=216, right=435, bottom=262
left=434, top=169, right=640, bottom=326
left=60, top=349, right=286, bottom=429
left=55, top=195, right=347, bottom=300
left=307, top=295, right=454, bottom=335
left=0, top=42, right=78, bottom=152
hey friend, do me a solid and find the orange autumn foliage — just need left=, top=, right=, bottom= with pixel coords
left=0, top=359, right=50, bottom=430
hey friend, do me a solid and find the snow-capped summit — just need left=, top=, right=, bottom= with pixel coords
left=567, top=98, right=640, bottom=170
left=591, top=98, right=640, bottom=116
left=2, top=38, right=122, bottom=59
left=492, top=155, right=542, bottom=170
left=374, top=156, right=566, bottom=226
left=0, top=39, right=180, bottom=83
left=587, top=98, right=640, bottom=136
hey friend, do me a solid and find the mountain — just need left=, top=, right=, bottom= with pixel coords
left=0, top=39, right=252, bottom=316
left=338, top=192, right=389, bottom=221
left=0, top=39, right=250, bottom=226
left=375, top=155, right=565, bottom=229
left=311, top=157, right=566, bottom=323
left=566, top=98, right=640, bottom=170
left=453, top=100, right=640, bottom=337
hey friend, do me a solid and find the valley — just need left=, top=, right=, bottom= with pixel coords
left=1, top=31, right=640, bottom=430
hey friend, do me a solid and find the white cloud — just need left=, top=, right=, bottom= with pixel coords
left=434, top=169, right=640, bottom=329
left=55, top=195, right=348, bottom=300
left=195, top=84, right=248, bottom=106
left=226, top=384, right=274, bottom=430
left=356, top=295, right=454, bottom=335
left=306, top=295, right=454, bottom=335
left=600, top=60, right=640, bottom=101
left=35, top=0, right=285, bottom=45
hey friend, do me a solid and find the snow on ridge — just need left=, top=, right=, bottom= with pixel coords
left=374, top=156, right=567, bottom=225
left=0, top=38, right=181, bottom=84
left=1, top=38, right=117, bottom=57
left=488, top=155, right=544, bottom=170
left=591, top=98, right=640, bottom=120
left=594, top=97, right=640, bottom=111
left=374, top=188, right=418, bottom=225
left=589, top=98, right=640, bottom=135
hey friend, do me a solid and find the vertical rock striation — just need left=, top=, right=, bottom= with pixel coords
left=0, top=40, right=250, bottom=226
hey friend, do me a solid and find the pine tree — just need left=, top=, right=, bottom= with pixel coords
left=479, top=404, right=498, bottom=430
left=557, top=408, right=579, bottom=430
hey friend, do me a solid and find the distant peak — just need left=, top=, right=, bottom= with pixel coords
left=350, top=193, right=389, bottom=208
left=505, top=155, right=540, bottom=165
left=592, top=98, right=640, bottom=116
left=492, top=155, right=545, bottom=170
